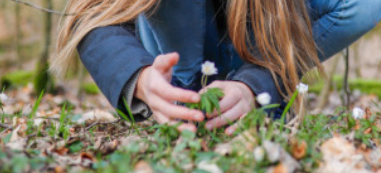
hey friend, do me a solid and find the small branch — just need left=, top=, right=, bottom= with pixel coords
left=0, top=127, right=13, bottom=135
left=0, top=122, right=13, bottom=130
left=343, top=48, right=351, bottom=110
left=10, top=0, right=75, bottom=16
left=85, top=120, right=120, bottom=131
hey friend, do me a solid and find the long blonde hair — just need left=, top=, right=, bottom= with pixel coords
left=53, top=0, right=323, bottom=107
left=52, top=0, right=159, bottom=76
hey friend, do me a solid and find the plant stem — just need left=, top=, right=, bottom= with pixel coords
left=280, top=91, right=298, bottom=132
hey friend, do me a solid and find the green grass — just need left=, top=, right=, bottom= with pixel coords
left=308, top=75, right=381, bottom=98
left=0, top=89, right=380, bottom=173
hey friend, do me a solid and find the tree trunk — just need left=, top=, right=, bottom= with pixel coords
left=34, top=0, right=54, bottom=94
left=15, top=2, right=21, bottom=68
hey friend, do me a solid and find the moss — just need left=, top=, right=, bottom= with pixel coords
left=1, top=71, right=34, bottom=89
left=81, top=83, right=100, bottom=95
left=308, top=75, right=381, bottom=98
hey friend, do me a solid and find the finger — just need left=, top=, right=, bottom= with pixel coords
left=154, top=112, right=197, bottom=133
left=225, top=113, right=247, bottom=136
left=153, top=52, right=179, bottom=73
left=206, top=91, right=241, bottom=118
left=150, top=96, right=204, bottom=121
left=205, top=102, right=244, bottom=130
left=155, top=83, right=200, bottom=103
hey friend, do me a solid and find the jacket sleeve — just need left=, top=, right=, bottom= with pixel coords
left=77, top=23, right=155, bottom=121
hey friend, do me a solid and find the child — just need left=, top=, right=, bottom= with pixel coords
left=52, top=0, right=381, bottom=135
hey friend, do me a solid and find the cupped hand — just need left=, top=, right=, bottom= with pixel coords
left=202, top=81, right=255, bottom=135
left=135, top=52, right=204, bottom=132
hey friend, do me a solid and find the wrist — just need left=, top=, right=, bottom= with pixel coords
left=135, top=66, right=150, bottom=101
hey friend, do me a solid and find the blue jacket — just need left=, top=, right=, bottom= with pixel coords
left=77, top=0, right=285, bottom=120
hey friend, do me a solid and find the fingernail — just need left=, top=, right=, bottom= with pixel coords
left=192, top=95, right=200, bottom=102
left=196, top=113, right=204, bottom=121
left=206, top=123, right=212, bottom=130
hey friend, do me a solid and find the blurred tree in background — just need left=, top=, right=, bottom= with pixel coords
left=0, top=0, right=380, bottom=102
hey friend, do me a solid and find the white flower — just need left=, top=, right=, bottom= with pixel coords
left=296, top=83, right=309, bottom=94
left=201, top=61, right=218, bottom=76
left=352, top=107, right=365, bottom=119
left=253, top=146, right=265, bottom=162
left=256, top=92, right=271, bottom=105
left=0, top=93, right=8, bottom=102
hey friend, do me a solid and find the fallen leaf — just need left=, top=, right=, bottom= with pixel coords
left=74, top=109, right=118, bottom=124
left=10, top=125, right=21, bottom=142
left=267, top=164, right=287, bottom=173
left=318, top=137, right=371, bottom=173
left=54, top=166, right=66, bottom=173
left=197, top=161, right=223, bottom=173
left=80, top=152, right=95, bottom=161
left=365, top=107, right=372, bottom=119
left=134, top=161, right=154, bottom=173
left=291, top=140, right=307, bottom=160
left=53, top=147, right=69, bottom=155
left=364, top=128, right=372, bottom=135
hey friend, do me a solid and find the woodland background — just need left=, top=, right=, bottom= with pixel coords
left=1, top=0, right=381, bottom=172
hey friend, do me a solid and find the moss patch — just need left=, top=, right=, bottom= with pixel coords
left=308, top=75, right=381, bottom=98
left=1, top=70, right=34, bottom=89
left=81, top=83, right=100, bottom=95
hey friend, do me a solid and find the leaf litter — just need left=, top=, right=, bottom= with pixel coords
left=1, top=86, right=381, bottom=172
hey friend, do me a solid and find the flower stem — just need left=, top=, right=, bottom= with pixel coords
left=201, top=75, right=208, bottom=89
left=279, top=90, right=298, bottom=132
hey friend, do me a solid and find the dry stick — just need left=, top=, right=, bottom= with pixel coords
left=85, top=119, right=120, bottom=131
left=9, top=0, right=75, bottom=16
left=315, top=55, right=340, bottom=112
left=343, top=48, right=351, bottom=110
left=0, top=122, right=13, bottom=130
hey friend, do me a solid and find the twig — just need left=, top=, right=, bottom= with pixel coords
left=0, top=127, right=13, bottom=135
left=343, top=48, right=351, bottom=110
left=85, top=120, right=120, bottom=131
left=0, top=122, right=13, bottom=130
left=9, top=0, right=75, bottom=16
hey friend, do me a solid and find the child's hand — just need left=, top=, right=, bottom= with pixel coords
left=202, top=81, right=255, bottom=135
left=135, top=52, right=204, bottom=132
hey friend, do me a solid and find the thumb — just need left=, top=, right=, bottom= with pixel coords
left=153, top=52, right=179, bottom=73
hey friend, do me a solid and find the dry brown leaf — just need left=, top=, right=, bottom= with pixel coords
left=53, top=147, right=69, bottom=155
left=134, top=161, right=154, bottom=173
left=364, top=128, right=372, bottom=134
left=267, top=164, right=288, bottom=173
left=100, top=139, right=118, bottom=154
left=201, top=140, right=209, bottom=152
left=291, top=140, right=307, bottom=160
left=54, top=166, right=66, bottom=173
left=10, top=125, right=21, bottom=142
left=365, top=107, right=372, bottom=119
left=80, top=152, right=95, bottom=161
left=318, top=136, right=371, bottom=173
left=364, top=148, right=381, bottom=168
left=75, top=109, right=118, bottom=124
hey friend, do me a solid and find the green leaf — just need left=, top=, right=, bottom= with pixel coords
left=30, top=90, right=44, bottom=119
left=68, top=141, right=84, bottom=153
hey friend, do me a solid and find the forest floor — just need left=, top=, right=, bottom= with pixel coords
left=1, top=79, right=381, bottom=173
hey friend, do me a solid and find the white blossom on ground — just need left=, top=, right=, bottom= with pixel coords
left=296, top=83, right=309, bottom=94
left=256, top=92, right=271, bottom=106
left=201, top=61, right=218, bottom=76
left=352, top=107, right=365, bottom=119
left=253, top=146, right=265, bottom=162
left=0, top=92, right=8, bottom=102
